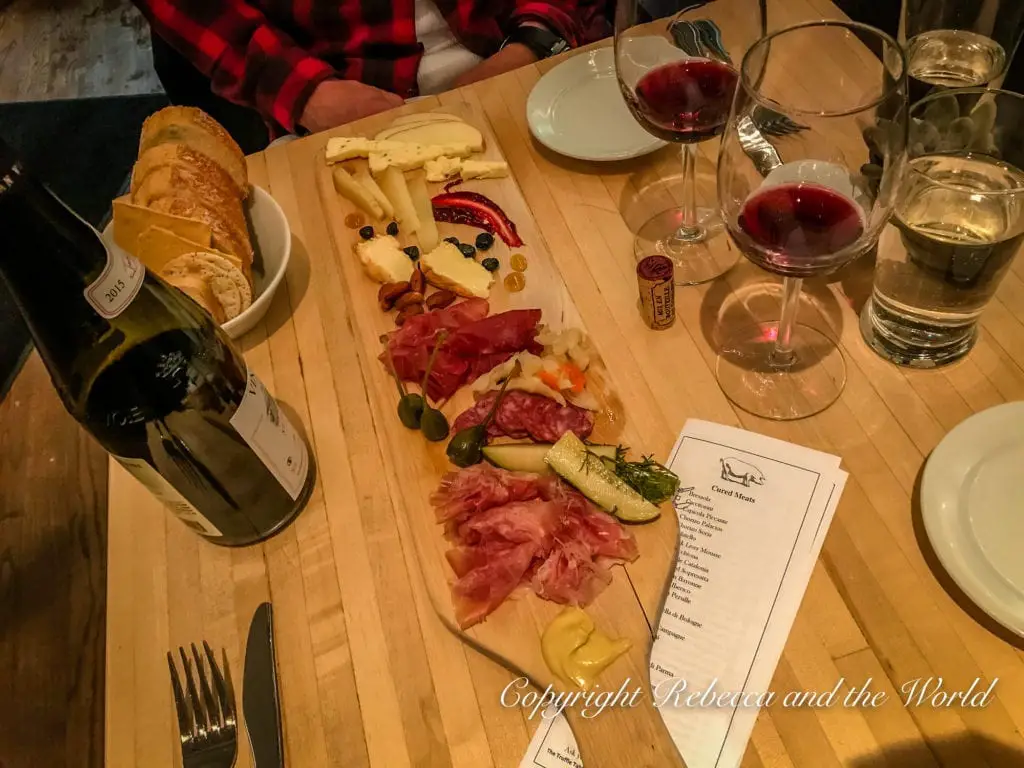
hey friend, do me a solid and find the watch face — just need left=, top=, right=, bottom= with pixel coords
left=551, top=39, right=569, bottom=55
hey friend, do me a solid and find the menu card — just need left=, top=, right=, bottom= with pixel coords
left=519, top=420, right=848, bottom=768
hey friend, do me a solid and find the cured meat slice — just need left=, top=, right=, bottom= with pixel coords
left=451, top=391, right=594, bottom=443
left=432, top=466, right=638, bottom=627
left=382, top=302, right=542, bottom=401
left=450, top=542, right=537, bottom=628
left=454, top=500, right=562, bottom=547
left=431, top=463, right=540, bottom=523
left=532, top=540, right=613, bottom=606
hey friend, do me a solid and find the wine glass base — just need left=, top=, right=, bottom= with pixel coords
left=715, top=323, right=847, bottom=420
left=634, top=207, right=737, bottom=286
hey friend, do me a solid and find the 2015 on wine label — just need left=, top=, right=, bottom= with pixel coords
left=84, top=243, right=145, bottom=319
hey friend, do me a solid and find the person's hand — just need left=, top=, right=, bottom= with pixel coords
left=299, top=80, right=404, bottom=133
left=451, top=43, right=539, bottom=89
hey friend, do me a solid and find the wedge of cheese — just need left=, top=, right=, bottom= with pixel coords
left=325, top=137, right=406, bottom=163
left=112, top=197, right=213, bottom=256
left=407, top=172, right=439, bottom=252
left=420, top=241, right=493, bottom=298
left=375, top=166, right=420, bottom=233
left=424, top=156, right=463, bottom=183
left=333, top=165, right=384, bottom=219
left=374, top=121, right=484, bottom=153
left=352, top=168, right=394, bottom=220
left=460, top=159, right=509, bottom=180
left=354, top=234, right=415, bottom=284
left=136, top=225, right=244, bottom=275
left=368, top=144, right=456, bottom=175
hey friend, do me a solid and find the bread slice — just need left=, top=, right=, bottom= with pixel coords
left=132, top=142, right=246, bottom=200
left=147, top=194, right=252, bottom=264
left=164, top=272, right=227, bottom=323
left=161, top=251, right=252, bottom=320
left=136, top=225, right=250, bottom=286
left=139, top=107, right=248, bottom=195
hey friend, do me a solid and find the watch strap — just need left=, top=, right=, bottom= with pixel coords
left=501, top=25, right=569, bottom=60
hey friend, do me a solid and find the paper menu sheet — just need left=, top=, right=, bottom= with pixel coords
left=519, top=420, right=847, bottom=768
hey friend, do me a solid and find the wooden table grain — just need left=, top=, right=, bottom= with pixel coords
left=104, top=3, right=1024, bottom=767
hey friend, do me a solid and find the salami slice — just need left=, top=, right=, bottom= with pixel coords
left=452, top=391, right=594, bottom=443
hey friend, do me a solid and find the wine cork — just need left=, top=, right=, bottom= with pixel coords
left=637, top=255, right=675, bottom=330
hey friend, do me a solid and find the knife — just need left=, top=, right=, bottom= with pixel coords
left=243, top=602, right=285, bottom=767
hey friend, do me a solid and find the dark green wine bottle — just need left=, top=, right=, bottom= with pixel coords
left=0, top=141, right=314, bottom=546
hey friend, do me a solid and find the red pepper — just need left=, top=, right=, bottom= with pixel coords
left=432, top=191, right=524, bottom=247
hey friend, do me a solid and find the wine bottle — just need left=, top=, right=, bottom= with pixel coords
left=0, top=140, right=315, bottom=546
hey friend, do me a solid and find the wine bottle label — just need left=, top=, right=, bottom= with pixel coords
left=114, top=456, right=224, bottom=538
left=230, top=371, right=310, bottom=501
left=84, top=243, right=145, bottom=319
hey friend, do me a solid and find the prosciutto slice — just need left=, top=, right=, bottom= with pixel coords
left=433, top=465, right=638, bottom=627
left=381, top=299, right=543, bottom=401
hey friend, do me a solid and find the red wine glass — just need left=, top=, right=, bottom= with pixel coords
left=716, top=21, right=908, bottom=419
left=614, top=0, right=764, bottom=284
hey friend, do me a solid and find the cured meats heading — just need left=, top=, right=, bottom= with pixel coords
left=452, top=390, right=595, bottom=443
left=381, top=298, right=543, bottom=401
left=431, top=464, right=638, bottom=628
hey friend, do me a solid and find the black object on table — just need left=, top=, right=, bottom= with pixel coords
left=0, top=93, right=170, bottom=401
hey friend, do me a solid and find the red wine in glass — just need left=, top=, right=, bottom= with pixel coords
left=627, top=59, right=739, bottom=143
left=738, top=182, right=865, bottom=273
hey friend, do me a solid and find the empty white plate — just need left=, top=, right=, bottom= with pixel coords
left=527, top=47, right=667, bottom=162
left=921, top=401, right=1024, bottom=636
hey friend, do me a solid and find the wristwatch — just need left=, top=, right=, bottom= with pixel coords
left=501, top=24, right=569, bottom=60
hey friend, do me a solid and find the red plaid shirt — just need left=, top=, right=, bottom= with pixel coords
left=134, top=0, right=606, bottom=135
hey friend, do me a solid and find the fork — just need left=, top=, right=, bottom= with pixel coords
left=669, top=18, right=808, bottom=137
left=168, top=641, right=238, bottom=768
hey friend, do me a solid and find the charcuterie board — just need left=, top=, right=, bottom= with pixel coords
left=308, top=103, right=683, bottom=765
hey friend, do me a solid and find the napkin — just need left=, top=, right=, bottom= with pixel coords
left=518, top=420, right=847, bottom=768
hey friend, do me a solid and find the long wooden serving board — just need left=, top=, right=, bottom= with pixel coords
left=302, top=103, right=682, bottom=766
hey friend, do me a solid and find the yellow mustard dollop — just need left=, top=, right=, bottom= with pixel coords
left=541, top=607, right=632, bottom=690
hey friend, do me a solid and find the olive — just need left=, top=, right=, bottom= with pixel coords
left=359, top=225, right=375, bottom=240
left=403, top=245, right=420, bottom=261
left=398, top=393, right=424, bottom=429
left=420, top=406, right=450, bottom=442
left=386, top=221, right=399, bottom=236
left=446, top=425, right=487, bottom=467
left=475, top=232, right=495, bottom=251
left=481, top=257, right=500, bottom=272
left=444, top=236, right=461, bottom=246
left=459, top=243, right=476, bottom=258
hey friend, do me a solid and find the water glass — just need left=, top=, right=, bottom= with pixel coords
left=860, top=88, right=1024, bottom=368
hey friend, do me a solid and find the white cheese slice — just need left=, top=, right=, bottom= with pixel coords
left=369, top=144, right=454, bottom=175
left=374, top=121, right=485, bottom=153
left=407, top=172, right=439, bottom=251
left=421, top=241, right=494, bottom=298
left=376, top=166, right=420, bottom=233
left=326, top=136, right=406, bottom=163
left=424, top=156, right=463, bottom=183
left=354, top=234, right=414, bottom=284
left=460, top=159, right=509, bottom=180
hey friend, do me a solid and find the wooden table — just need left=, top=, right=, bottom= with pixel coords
left=104, top=3, right=1024, bottom=767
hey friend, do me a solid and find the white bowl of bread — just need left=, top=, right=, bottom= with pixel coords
left=104, top=106, right=291, bottom=339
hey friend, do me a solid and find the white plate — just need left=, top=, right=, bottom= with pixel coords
left=921, top=401, right=1024, bottom=635
left=527, top=47, right=667, bottom=162
left=102, top=185, right=291, bottom=340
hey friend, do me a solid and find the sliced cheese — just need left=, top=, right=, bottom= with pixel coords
left=388, top=112, right=464, bottom=128
left=325, top=136, right=408, bottom=163
left=136, top=225, right=243, bottom=275
left=373, top=121, right=484, bottom=153
left=333, top=165, right=385, bottom=219
left=424, top=156, right=463, bottom=183
left=460, top=159, right=509, bottom=180
left=368, top=143, right=454, bottom=175
left=421, top=241, right=494, bottom=298
left=352, top=168, right=394, bottom=219
left=112, top=197, right=212, bottom=256
left=354, top=234, right=414, bottom=284
left=407, top=172, right=439, bottom=252
left=376, top=166, right=420, bottom=233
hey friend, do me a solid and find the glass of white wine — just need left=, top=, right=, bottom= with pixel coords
left=901, top=0, right=1024, bottom=103
left=860, top=88, right=1024, bottom=367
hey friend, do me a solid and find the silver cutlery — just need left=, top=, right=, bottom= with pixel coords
left=243, top=602, right=284, bottom=768
left=737, top=114, right=783, bottom=176
left=168, top=641, right=238, bottom=768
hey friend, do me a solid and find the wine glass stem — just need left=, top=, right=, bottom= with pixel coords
left=673, top=143, right=703, bottom=243
left=772, top=277, right=803, bottom=368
